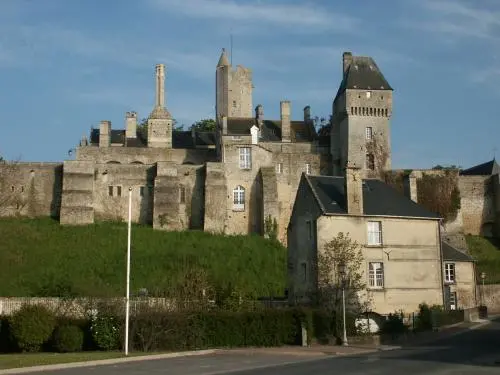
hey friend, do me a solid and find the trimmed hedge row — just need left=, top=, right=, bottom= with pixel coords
left=0, top=305, right=358, bottom=353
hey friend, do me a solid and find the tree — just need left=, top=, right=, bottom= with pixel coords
left=314, top=232, right=369, bottom=329
left=313, top=116, right=331, bottom=135
left=190, top=118, right=216, bottom=132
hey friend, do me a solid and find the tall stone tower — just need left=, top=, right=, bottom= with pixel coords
left=215, top=48, right=253, bottom=118
left=331, top=52, right=393, bottom=178
left=148, top=64, right=173, bottom=148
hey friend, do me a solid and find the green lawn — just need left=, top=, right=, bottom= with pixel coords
left=0, top=218, right=286, bottom=297
left=0, top=351, right=164, bottom=370
left=466, top=235, right=500, bottom=284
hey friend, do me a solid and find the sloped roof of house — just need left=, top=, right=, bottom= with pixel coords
left=226, top=117, right=317, bottom=142
left=305, top=175, right=440, bottom=219
left=442, top=241, right=474, bottom=262
left=460, top=159, right=500, bottom=176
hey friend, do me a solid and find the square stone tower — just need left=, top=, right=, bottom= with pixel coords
left=331, top=52, right=393, bottom=178
left=148, top=64, right=173, bottom=148
left=215, top=48, right=253, bottom=118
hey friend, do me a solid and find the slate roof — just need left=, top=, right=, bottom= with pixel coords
left=335, top=55, right=392, bottom=100
left=442, top=241, right=474, bottom=262
left=306, top=175, right=440, bottom=219
left=226, top=118, right=317, bottom=142
left=460, top=159, right=500, bottom=176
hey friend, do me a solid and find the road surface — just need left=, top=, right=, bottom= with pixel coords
left=35, top=317, right=500, bottom=374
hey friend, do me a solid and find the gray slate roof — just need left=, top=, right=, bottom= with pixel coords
left=442, top=241, right=474, bottom=262
left=226, top=118, right=317, bottom=142
left=460, top=159, right=500, bottom=176
left=306, top=175, right=440, bottom=219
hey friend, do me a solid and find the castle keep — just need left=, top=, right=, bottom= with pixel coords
left=1, top=50, right=498, bottom=243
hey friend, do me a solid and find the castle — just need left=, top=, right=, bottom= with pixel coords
left=1, top=49, right=498, bottom=245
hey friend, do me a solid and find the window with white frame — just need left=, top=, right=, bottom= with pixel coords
left=369, top=262, right=384, bottom=288
left=365, top=127, right=373, bottom=140
left=444, top=263, right=455, bottom=283
left=239, top=147, right=252, bottom=169
left=449, top=291, right=457, bottom=310
left=276, top=163, right=283, bottom=174
left=305, top=163, right=311, bottom=175
left=367, top=221, right=382, bottom=246
left=233, top=185, right=245, bottom=211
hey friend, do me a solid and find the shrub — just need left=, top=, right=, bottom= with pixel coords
left=53, top=324, right=84, bottom=352
left=90, top=312, right=121, bottom=351
left=0, top=316, right=14, bottom=353
left=381, top=312, right=408, bottom=336
left=9, top=304, right=56, bottom=352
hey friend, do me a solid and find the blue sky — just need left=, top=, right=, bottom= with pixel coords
left=1, top=0, right=499, bottom=169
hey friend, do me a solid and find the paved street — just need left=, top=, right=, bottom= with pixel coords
left=36, top=317, right=500, bottom=374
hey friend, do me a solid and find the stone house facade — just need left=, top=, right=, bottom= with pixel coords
left=287, top=165, right=477, bottom=314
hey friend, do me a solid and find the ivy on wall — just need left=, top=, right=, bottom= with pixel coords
left=417, top=171, right=461, bottom=222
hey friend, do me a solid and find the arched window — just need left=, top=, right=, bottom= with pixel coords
left=233, top=185, right=245, bottom=211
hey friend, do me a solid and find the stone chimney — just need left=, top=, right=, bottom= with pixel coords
left=155, top=63, right=166, bottom=108
left=125, top=111, right=137, bottom=139
left=403, top=172, right=418, bottom=203
left=255, top=104, right=264, bottom=128
left=280, top=101, right=291, bottom=142
left=345, top=162, right=363, bottom=215
left=304, top=105, right=311, bottom=122
left=99, top=120, right=111, bottom=148
left=343, top=51, right=353, bottom=74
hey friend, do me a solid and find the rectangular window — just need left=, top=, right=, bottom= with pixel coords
left=108, top=186, right=114, bottom=197
left=369, top=262, right=384, bottom=288
left=449, top=292, right=457, bottom=310
left=180, top=186, right=186, bottom=204
left=233, top=186, right=245, bottom=211
left=239, top=147, right=252, bottom=169
left=305, top=163, right=311, bottom=175
left=367, top=221, right=382, bottom=246
left=116, top=186, right=122, bottom=197
left=445, top=263, right=455, bottom=283
left=276, top=163, right=283, bottom=174
left=365, top=127, right=373, bottom=140
left=301, top=262, right=307, bottom=282
left=306, top=220, right=312, bottom=239
left=140, top=186, right=145, bottom=197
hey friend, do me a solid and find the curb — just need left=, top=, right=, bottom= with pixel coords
left=0, top=349, right=217, bottom=375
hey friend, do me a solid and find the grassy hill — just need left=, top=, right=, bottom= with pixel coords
left=466, top=235, right=500, bottom=284
left=0, top=218, right=287, bottom=298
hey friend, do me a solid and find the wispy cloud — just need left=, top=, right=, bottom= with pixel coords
left=148, top=0, right=359, bottom=33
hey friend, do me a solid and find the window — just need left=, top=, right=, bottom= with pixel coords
left=180, top=186, right=186, bottom=204
left=367, top=221, right=382, bottom=246
left=11, top=186, right=14, bottom=192
left=445, top=263, right=455, bottom=283
left=233, top=185, right=245, bottom=211
left=366, top=153, right=375, bottom=170
left=140, top=186, right=145, bottom=197
left=108, top=186, right=114, bottom=197
left=366, top=91, right=371, bottom=99
left=276, top=163, right=283, bottom=174
left=305, top=163, right=311, bottom=175
left=365, top=127, right=373, bottom=140
left=306, top=220, right=312, bottom=239
left=116, top=186, right=122, bottom=197
left=369, top=262, right=384, bottom=288
left=239, top=147, right=252, bottom=169
left=301, top=262, right=307, bottom=282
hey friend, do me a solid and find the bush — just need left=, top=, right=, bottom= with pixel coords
left=90, top=312, right=121, bottom=351
left=381, top=312, right=408, bottom=336
left=53, top=324, right=84, bottom=352
left=0, top=316, right=14, bottom=353
left=9, top=304, right=56, bottom=352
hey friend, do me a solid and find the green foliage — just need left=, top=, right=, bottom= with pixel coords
left=0, top=218, right=286, bottom=298
left=264, top=215, right=278, bottom=241
left=53, top=324, right=84, bottom=353
left=415, top=303, right=464, bottom=331
left=417, top=172, right=461, bottom=222
left=190, top=118, right=216, bottom=132
left=9, top=305, right=56, bottom=352
left=381, top=311, right=408, bottom=336
left=90, top=312, right=121, bottom=351
left=466, top=236, right=500, bottom=284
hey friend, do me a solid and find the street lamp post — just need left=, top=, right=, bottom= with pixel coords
left=480, top=272, right=486, bottom=306
left=338, top=262, right=348, bottom=346
left=124, top=187, right=132, bottom=356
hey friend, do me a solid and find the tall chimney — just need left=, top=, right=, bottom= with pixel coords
left=280, top=100, right=291, bottom=142
left=345, top=161, right=363, bottom=215
left=343, top=52, right=353, bottom=74
left=304, top=105, right=311, bottom=122
left=403, top=172, right=418, bottom=203
left=255, top=104, right=264, bottom=127
left=99, top=120, right=111, bottom=148
left=155, top=64, right=165, bottom=108
left=125, top=111, right=137, bottom=139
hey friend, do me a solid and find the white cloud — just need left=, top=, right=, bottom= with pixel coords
left=148, top=0, right=359, bottom=32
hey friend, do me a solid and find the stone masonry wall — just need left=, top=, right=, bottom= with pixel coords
left=459, top=175, right=495, bottom=236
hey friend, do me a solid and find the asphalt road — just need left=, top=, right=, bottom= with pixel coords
left=39, top=318, right=500, bottom=375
